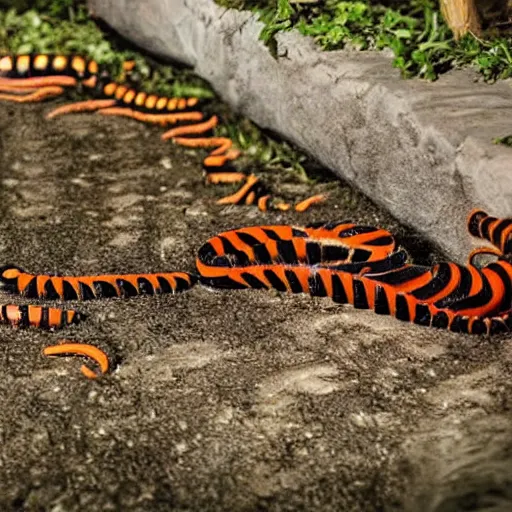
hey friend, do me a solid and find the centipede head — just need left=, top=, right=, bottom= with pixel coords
left=467, top=209, right=488, bottom=239
left=467, top=208, right=512, bottom=255
left=0, top=264, right=24, bottom=282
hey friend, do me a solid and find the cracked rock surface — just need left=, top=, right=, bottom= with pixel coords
left=89, top=0, right=512, bottom=263
left=0, top=93, right=511, bottom=510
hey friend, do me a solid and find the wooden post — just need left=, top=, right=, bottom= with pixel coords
left=439, top=0, right=482, bottom=38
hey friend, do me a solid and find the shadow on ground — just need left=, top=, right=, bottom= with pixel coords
left=0, top=100, right=511, bottom=512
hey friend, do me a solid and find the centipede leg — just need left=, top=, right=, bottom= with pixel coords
left=0, top=76, right=77, bottom=89
left=161, top=115, right=219, bottom=140
left=0, top=86, right=65, bottom=103
left=467, top=246, right=503, bottom=266
left=97, top=107, right=204, bottom=126
left=46, top=99, right=118, bottom=119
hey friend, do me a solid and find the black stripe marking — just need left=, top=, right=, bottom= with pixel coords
left=351, top=248, right=372, bottom=263
left=241, top=272, right=268, bottom=289
left=93, top=280, right=119, bottom=299
left=322, top=244, right=349, bottom=263
left=467, top=211, right=486, bottom=237
left=263, top=269, right=288, bottom=292
left=285, top=270, right=304, bottom=294
left=337, top=226, right=377, bottom=237
left=197, top=242, right=218, bottom=265
left=480, top=216, right=494, bottom=240
left=413, top=304, right=431, bottom=326
left=374, top=286, right=390, bottom=315
left=219, top=236, right=250, bottom=266
left=137, top=277, right=155, bottom=295
left=412, top=263, right=452, bottom=301
left=237, top=232, right=262, bottom=247
left=199, top=275, right=248, bottom=290
left=156, top=276, right=173, bottom=294
left=262, top=228, right=282, bottom=241
left=331, top=274, right=348, bottom=304
left=291, top=228, right=308, bottom=238
left=174, top=277, right=191, bottom=292
left=434, top=265, right=472, bottom=309
left=276, top=240, right=299, bottom=264
left=40, top=306, right=50, bottom=329
left=308, top=273, right=327, bottom=297
left=22, top=277, right=39, bottom=298
left=117, top=279, right=139, bottom=297
left=59, top=309, right=68, bottom=329
left=353, top=280, right=369, bottom=309
left=438, top=272, right=492, bottom=313
left=44, top=279, right=60, bottom=300
left=253, top=244, right=273, bottom=265
left=469, top=318, right=487, bottom=335
left=364, top=235, right=394, bottom=247
left=489, top=319, right=508, bottom=335
left=306, top=243, right=322, bottom=265
left=368, top=265, right=430, bottom=285
left=487, top=263, right=512, bottom=314
left=432, top=311, right=449, bottom=329
left=79, top=281, right=96, bottom=300
left=18, top=305, right=30, bottom=328
left=0, top=305, right=7, bottom=324
left=395, top=294, right=410, bottom=322
left=490, top=219, right=512, bottom=248
left=63, top=280, right=79, bottom=300
left=449, top=316, right=469, bottom=334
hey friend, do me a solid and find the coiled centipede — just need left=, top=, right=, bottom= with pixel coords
left=0, top=53, right=510, bottom=378
left=0, top=53, right=325, bottom=212
left=196, top=210, right=512, bottom=336
left=1, top=210, right=510, bottom=337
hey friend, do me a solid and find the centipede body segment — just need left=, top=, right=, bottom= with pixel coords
left=0, top=266, right=197, bottom=301
left=0, top=303, right=83, bottom=329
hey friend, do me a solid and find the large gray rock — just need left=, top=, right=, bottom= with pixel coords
left=88, top=0, right=512, bottom=262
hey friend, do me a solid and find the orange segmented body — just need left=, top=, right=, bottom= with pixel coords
left=0, top=53, right=327, bottom=213
left=0, top=54, right=99, bottom=81
left=0, top=266, right=197, bottom=301
left=196, top=213, right=512, bottom=335
left=0, top=303, right=83, bottom=329
left=468, top=209, right=512, bottom=255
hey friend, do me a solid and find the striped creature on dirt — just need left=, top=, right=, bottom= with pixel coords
left=0, top=53, right=325, bottom=212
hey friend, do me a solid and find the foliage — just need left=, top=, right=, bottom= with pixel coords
left=217, top=0, right=512, bottom=82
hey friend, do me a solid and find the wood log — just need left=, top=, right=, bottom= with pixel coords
left=439, top=0, right=483, bottom=38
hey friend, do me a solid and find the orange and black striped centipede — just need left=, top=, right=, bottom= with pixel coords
left=0, top=266, right=197, bottom=300
left=0, top=303, right=83, bottom=329
left=195, top=210, right=512, bottom=336
left=0, top=53, right=325, bottom=212
left=0, top=210, right=510, bottom=337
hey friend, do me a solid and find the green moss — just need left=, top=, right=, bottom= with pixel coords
left=494, top=135, right=512, bottom=146
left=216, top=0, right=512, bottom=82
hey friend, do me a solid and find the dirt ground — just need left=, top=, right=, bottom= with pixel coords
left=0, top=98, right=511, bottom=512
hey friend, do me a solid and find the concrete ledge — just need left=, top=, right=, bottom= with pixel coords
left=88, top=0, right=512, bottom=262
